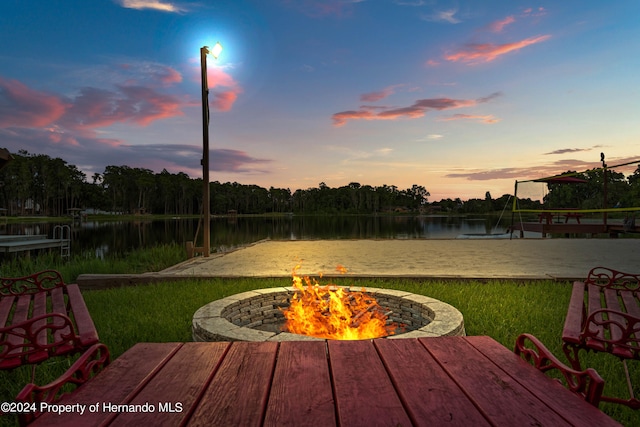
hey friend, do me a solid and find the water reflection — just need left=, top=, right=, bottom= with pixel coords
left=0, top=215, right=507, bottom=258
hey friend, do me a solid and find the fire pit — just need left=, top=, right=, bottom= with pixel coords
left=192, top=286, right=465, bottom=342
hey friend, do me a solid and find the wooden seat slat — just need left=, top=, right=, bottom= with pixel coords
left=66, top=284, right=98, bottom=344
left=0, top=295, right=15, bottom=326
left=47, top=286, right=75, bottom=356
left=189, top=341, right=278, bottom=427
left=5, top=295, right=32, bottom=358
left=604, top=288, right=625, bottom=343
left=12, top=295, right=31, bottom=324
left=622, top=291, right=640, bottom=319
left=422, top=336, right=572, bottom=426
left=28, top=292, right=49, bottom=364
left=562, top=282, right=585, bottom=343
left=328, top=339, right=412, bottom=427
left=587, top=284, right=606, bottom=351
left=263, top=341, right=336, bottom=427
left=375, top=337, right=490, bottom=426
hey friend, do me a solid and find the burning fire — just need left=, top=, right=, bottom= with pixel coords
left=282, top=265, right=399, bottom=340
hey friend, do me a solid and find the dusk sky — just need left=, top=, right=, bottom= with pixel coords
left=1, top=1, right=639, bottom=200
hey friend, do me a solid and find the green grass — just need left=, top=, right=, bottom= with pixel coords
left=1, top=277, right=638, bottom=426
left=0, top=243, right=187, bottom=282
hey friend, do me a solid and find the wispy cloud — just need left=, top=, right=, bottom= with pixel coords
left=117, top=62, right=183, bottom=86
left=487, top=15, right=515, bottom=33
left=445, top=35, right=551, bottom=64
left=444, top=156, right=640, bottom=181
left=116, top=0, right=187, bottom=13
left=544, top=147, right=595, bottom=155
left=360, top=85, right=403, bottom=102
left=332, top=92, right=501, bottom=126
left=0, top=77, right=67, bottom=127
left=211, top=148, right=272, bottom=173
left=0, top=73, right=188, bottom=132
left=187, top=64, right=243, bottom=112
left=65, top=85, right=186, bottom=128
left=522, top=7, right=547, bottom=18
left=421, top=8, right=461, bottom=24
left=394, top=0, right=427, bottom=6
left=281, top=0, right=363, bottom=18
left=0, top=65, right=258, bottom=177
left=439, top=114, right=500, bottom=124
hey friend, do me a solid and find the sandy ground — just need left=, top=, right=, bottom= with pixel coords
left=160, top=238, right=640, bottom=280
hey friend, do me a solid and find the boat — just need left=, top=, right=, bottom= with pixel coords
left=455, top=232, right=518, bottom=239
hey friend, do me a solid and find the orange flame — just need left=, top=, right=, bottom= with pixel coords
left=282, top=265, right=398, bottom=340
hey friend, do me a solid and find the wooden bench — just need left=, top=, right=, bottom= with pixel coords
left=14, top=343, right=110, bottom=425
left=562, top=266, right=640, bottom=409
left=515, top=333, right=604, bottom=407
left=1, top=270, right=100, bottom=371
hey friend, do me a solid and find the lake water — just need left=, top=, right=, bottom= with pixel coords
left=1, top=215, right=510, bottom=258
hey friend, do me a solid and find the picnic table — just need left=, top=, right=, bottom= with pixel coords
left=538, top=210, right=584, bottom=224
left=27, top=336, right=619, bottom=426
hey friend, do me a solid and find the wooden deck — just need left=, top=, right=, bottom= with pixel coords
left=0, top=235, right=68, bottom=255
left=509, top=221, right=640, bottom=238
left=28, top=337, right=620, bottom=426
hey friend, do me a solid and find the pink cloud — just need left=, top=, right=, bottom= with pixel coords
left=332, top=93, right=500, bottom=127
left=360, top=85, right=401, bottom=102
left=522, top=7, right=547, bottom=17
left=118, top=0, right=187, bottom=13
left=211, top=148, right=272, bottom=173
left=153, top=66, right=182, bottom=85
left=0, top=77, right=68, bottom=128
left=208, top=67, right=237, bottom=89
left=211, top=91, right=238, bottom=112
left=488, top=15, right=515, bottom=33
left=445, top=35, right=551, bottom=64
left=62, top=85, right=184, bottom=129
left=332, top=110, right=376, bottom=127
left=118, top=62, right=183, bottom=87
left=444, top=156, right=640, bottom=182
left=200, top=67, right=243, bottom=112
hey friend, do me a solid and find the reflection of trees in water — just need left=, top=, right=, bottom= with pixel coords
left=4, top=216, right=493, bottom=258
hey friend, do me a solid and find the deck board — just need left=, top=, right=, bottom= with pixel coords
left=27, top=338, right=622, bottom=427
left=375, top=338, right=490, bottom=426
left=328, top=340, right=412, bottom=427
left=466, top=335, right=617, bottom=426
left=421, top=336, right=572, bottom=426
left=263, top=341, right=336, bottom=427
left=188, top=341, right=278, bottom=427
left=113, top=342, right=229, bottom=426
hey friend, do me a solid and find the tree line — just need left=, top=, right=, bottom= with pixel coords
left=0, top=151, right=430, bottom=216
left=1, top=150, right=639, bottom=216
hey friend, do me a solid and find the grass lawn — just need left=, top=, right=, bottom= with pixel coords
left=1, top=277, right=638, bottom=426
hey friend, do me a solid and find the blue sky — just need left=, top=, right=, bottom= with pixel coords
left=1, top=0, right=639, bottom=200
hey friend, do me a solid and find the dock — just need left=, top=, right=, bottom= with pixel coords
left=509, top=220, right=640, bottom=238
left=0, top=234, right=69, bottom=256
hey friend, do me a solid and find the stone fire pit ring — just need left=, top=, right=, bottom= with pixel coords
left=192, top=286, right=465, bottom=342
